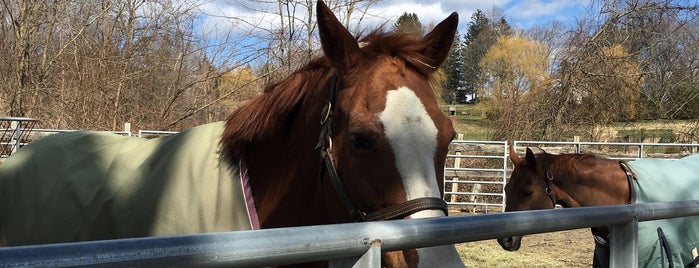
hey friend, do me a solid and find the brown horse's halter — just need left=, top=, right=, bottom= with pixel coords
left=316, top=74, right=449, bottom=222
left=545, top=171, right=556, bottom=206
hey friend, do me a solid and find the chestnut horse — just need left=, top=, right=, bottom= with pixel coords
left=497, top=146, right=699, bottom=268
left=0, top=1, right=465, bottom=267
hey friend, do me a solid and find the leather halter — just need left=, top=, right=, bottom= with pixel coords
left=316, top=73, right=449, bottom=222
left=544, top=171, right=556, bottom=207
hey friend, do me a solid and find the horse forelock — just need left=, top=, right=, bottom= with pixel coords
left=359, top=31, right=442, bottom=82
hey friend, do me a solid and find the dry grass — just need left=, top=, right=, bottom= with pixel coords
left=456, top=228, right=595, bottom=267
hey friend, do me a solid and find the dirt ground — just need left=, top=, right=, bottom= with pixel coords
left=456, top=228, right=595, bottom=267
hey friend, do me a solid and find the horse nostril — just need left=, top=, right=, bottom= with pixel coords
left=497, top=236, right=522, bottom=251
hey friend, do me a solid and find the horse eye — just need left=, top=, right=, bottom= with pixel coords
left=351, top=133, right=373, bottom=150
left=523, top=191, right=533, bottom=197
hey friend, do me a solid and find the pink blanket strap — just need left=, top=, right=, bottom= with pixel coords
left=240, top=160, right=260, bottom=230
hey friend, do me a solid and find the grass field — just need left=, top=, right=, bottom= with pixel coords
left=456, top=228, right=594, bottom=267
left=444, top=104, right=492, bottom=140
left=443, top=104, right=699, bottom=143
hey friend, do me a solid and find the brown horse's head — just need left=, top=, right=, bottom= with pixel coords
left=222, top=1, right=463, bottom=267
left=316, top=2, right=462, bottom=266
left=316, top=7, right=457, bottom=220
left=498, top=146, right=555, bottom=251
left=498, top=146, right=632, bottom=252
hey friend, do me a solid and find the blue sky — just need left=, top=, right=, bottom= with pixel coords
left=370, top=0, right=590, bottom=31
left=201, top=0, right=591, bottom=35
left=197, top=1, right=592, bottom=67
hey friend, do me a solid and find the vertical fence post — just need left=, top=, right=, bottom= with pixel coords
left=574, top=136, right=581, bottom=153
left=124, top=122, right=131, bottom=136
left=609, top=219, right=638, bottom=268
left=450, top=151, right=461, bottom=203
left=10, top=121, right=19, bottom=155
left=502, top=141, right=509, bottom=212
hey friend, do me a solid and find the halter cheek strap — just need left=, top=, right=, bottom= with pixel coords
left=316, top=73, right=448, bottom=222
left=545, top=171, right=556, bottom=207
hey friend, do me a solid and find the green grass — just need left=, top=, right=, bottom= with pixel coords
left=455, top=229, right=594, bottom=268
left=616, top=128, right=676, bottom=143
left=444, top=104, right=493, bottom=140
left=442, top=104, right=699, bottom=142
left=457, top=241, right=566, bottom=268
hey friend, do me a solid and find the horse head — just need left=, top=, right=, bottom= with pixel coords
left=498, top=146, right=555, bottom=251
left=315, top=1, right=462, bottom=266
left=222, top=1, right=464, bottom=267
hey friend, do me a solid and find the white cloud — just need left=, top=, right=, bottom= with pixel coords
left=191, top=0, right=589, bottom=67
left=198, top=0, right=588, bottom=37
left=371, top=0, right=510, bottom=32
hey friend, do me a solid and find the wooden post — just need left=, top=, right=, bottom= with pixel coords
left=469, top=184, right=482, bottom=213
left=450, top=151, right=461, bottom=203
left=9, top=121, right=18, bottom=154
left=573, top=136, right=581, bottom=153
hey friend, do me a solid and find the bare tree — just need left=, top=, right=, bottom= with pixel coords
left=0, top=0, right=258, bottom=131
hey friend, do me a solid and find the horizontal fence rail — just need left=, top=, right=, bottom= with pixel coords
left=2, top=201, right=699, bottom=267
left=138, top=130, right=178, bottom=138
left=444, top=140, right=508, bottom=213
left=514, top=140, right=699, bottom=160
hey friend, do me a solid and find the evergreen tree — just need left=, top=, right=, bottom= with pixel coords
left=443, top=31, right=464, bottom=103
left=462, top=10, right=490, bottom=103
left=464, top=10, right=489, bottom=44
left=461, top=9, right=512, bottom=103
left=394, top=12, right=423, bottom=36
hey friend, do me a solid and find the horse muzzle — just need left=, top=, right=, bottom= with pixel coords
left=497, top=236, right=522, bottom=251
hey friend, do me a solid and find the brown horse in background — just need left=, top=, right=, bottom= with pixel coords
left=498, top=146, right=699, bottom=268
left=0, top=1, right=465, bottom=267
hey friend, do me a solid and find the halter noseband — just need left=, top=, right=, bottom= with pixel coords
left=316, top=73, right=449, bottom=222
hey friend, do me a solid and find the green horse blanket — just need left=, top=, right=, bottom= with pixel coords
left=628, top=154, right=699, bottom=268
left=0, top=122, right=259, bottom=246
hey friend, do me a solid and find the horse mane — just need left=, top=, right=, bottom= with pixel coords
left=538, top=150, right=617, bottom=182
left=220, top=30, right=440, bottom=159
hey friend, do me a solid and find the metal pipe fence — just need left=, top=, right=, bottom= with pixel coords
left=514, top=140, right=699, bottom=160
left=138, top=130, right=178, bottom=138
left=443, top=140, right=508, bottom=213
left=3, top=201, right=699, bottom=267
left=0, top=117, right=37, bottom=158
left=445, top=140, right=699, bottom=212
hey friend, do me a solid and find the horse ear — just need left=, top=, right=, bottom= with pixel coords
left=417, top=12, right=459, bottom=71
left=525, top=147, right=537, bottom=169
left=509, top=145, right=522, bottom=165
left=316, top=0, right=361, bottom=72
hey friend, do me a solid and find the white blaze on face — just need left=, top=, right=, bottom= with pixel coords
left=378, top=86, right=442, bottom=219
left=379, top=87, right=465, bottom=267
